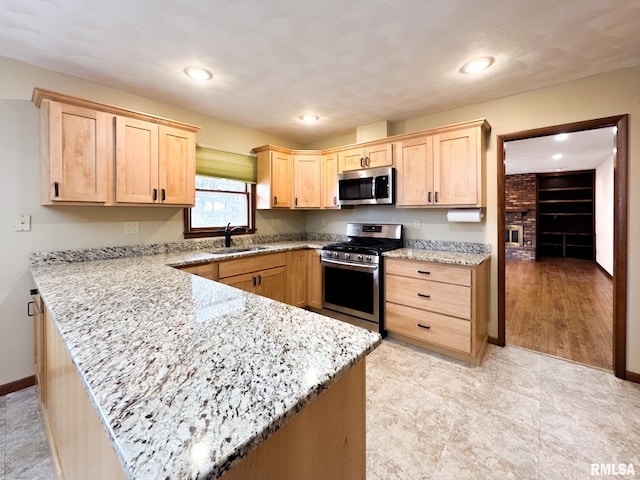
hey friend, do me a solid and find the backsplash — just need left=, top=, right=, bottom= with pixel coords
left=29, top=233, right=489, bottom=266
left=405, top=239, right=490, bottom=254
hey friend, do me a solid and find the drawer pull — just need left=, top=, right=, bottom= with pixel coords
left=417, top=270, right=431, bottom=275
left=417, top=293, right=431, bottom=298
left=417, top=323, right=431, bottom=330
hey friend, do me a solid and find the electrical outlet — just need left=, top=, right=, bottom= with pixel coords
left=321, top=216, right=326, bottom=226
left=413, top=220, right=421, bottom=229
left=15, top=214, right=31, bottom=231
left=123, top=222, right=139, bottom=234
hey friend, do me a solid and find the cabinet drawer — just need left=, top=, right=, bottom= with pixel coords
left=386, top=274, right=471, bottom=319
left=385, top=258, right=471, bottom=286
left=218, top=252, right=287, bottom=279
left=178, top=263, right=214, bottom=279
left=385, top=302, right=471, bottom=353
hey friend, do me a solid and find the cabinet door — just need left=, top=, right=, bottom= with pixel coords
left=433, top=127, right=478, bottom=206
left=321, top=153, right=339, bottom=209
left=271, top=150, right=292, bottom=208
left=340, top=148, right=365, bottom=171
left=33, top=297, right=46, bottom=405
left=219, top=272, right=256, bottom=293
left=396, top=136, right=433, bottom=207
left=46, top=101, right=109, bottom=203
left=364, top=143, right=393, bottom=168
left=257, top=266, right=287, bottom=302
left=293, top=154, right=322, bottom=208
left=115, top=116, right=159, bottom=203
left=288, top=250, right=308, bottom=307
left=158, top=125, right=195, bottom=205
left=307, top=250, right=323, bottom=309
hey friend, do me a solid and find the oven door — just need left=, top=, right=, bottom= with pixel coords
left=321, top=257, right=379, bottom=323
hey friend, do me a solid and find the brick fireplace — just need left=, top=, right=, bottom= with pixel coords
left=505, top=173, right=536, bottom=261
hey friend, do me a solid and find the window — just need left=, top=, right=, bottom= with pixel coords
left=184, top=175, right=255, bottom=238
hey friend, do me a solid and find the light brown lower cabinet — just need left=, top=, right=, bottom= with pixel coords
left=177, top=249, right=324, bottom=310
left=307, top=249, right=323, bottom=309
left=384, top=257, right=489, bottom=365
left=38, top=304, right=365, bottom=480
left=218, top=252, right=287, bottom=303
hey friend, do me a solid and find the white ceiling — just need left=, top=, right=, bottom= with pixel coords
left=0, top=0, right=639, bottom=143
left=505, top=127, right=616, bottom=175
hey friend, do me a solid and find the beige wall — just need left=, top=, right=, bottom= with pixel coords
left=0, top=57, right=306, bottom=386
left=306, top=66, right=640, bottom=374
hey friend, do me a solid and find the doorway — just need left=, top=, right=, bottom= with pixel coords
left=496, top=115, right=628, bottom=379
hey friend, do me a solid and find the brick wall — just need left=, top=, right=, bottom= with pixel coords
left=505, top=173, right=536, bottom=261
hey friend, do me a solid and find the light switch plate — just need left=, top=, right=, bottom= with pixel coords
left=413, top=220, right=421, bottom=229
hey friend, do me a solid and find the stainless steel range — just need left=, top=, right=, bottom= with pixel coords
left=321, top=223, right=403, bottom=334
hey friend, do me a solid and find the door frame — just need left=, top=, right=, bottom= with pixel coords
left=496, top=115, right=628, bottom=379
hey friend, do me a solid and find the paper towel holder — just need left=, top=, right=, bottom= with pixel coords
left=446, top=208, right=485, bottom=223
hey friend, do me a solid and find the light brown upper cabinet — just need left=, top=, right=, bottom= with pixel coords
left=339, top=143, right=393, bottom=171
left=321, top=153, right=339, bottom=209
left=255, top=147, right=292, bottom=209
left=38, top=100, right=110, bottom=204
left=33, top=88, right=200, bottom=207
left=293, top=154, right=322, bottom=209
left=252, top=119, right=489, bottom=210
left=396, top=121, right=489, bottom=207
left=115, top=119, right=195, bottom=205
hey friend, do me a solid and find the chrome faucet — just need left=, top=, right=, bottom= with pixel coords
left=224, top=222, right=246, bottom=247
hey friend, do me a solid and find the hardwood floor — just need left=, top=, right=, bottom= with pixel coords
left=505, top=257, right=613, bottom=370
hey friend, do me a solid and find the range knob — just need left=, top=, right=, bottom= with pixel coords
left=344, top=253, right=350, bottom=259
left=365, top=255, right=372, bottom=262
left=332, top=251, right=339, bottom=258
left=357, top=255, right=363, bottom=261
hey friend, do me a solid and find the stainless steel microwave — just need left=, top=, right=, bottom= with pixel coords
left=337, top=166, right=395, bottom=206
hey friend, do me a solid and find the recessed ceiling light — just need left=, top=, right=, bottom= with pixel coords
left=183, top=66, right=213, bottom=81
left=552, top=153, right=563, bottom=160
left=459, top=56, right=495, bottom=74
left=555, top=133, right=569, bottom=141
left=299, top=114, right=319, bottom=123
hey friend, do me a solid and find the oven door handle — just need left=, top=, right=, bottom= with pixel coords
left=321, top=258, right=378, bottom=270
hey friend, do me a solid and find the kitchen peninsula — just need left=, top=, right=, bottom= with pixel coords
left=30, top=242, right=381, bottom=479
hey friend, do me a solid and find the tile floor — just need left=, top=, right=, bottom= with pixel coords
left=2, top=340, right=639, bottom=479
left=0, top=386, right=55, bottom=480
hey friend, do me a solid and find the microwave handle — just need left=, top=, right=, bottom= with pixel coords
left=371, top=176, right=376, bottom=199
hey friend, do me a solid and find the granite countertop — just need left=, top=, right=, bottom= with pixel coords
left=30, top=241, right=380, bottom=479
left=384, top=248, right=491, bottom=266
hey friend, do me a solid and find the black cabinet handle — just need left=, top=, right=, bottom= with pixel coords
left=428, top=191, right=431, bottom=203
left=295, top=197, right=298, bottom=206
left=273, top=196, right=278, bottom=206
left=364, top=156, right=369, bottom=167
left=152, top=188, right=158, bottom=201
left=417, top=293, right=431, bottom=298
left=417, top=323, right=431, bottom=330
left=360, top=157, right=364, bottom=168
left=257, top=274, right=262, bottom=286
left=333, top=196, right=337, bottom=205
left=53, top=182, right=59, bottom=197
left=161, top=189, right=166, bottom=201
left=435, top=191, right=439, bottom=203
left=417, top=270, right=431, bottom=275
left=252, top=276, right=257, bottom=287
left=27, top=301, right=35, bottom=317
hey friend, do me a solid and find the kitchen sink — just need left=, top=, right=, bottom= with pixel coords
left=209, top=246, right=272, bottom=255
